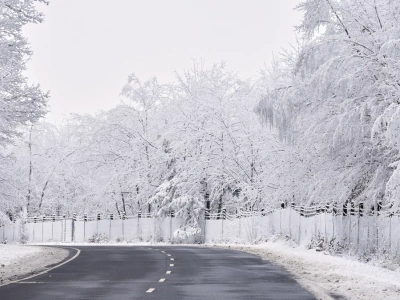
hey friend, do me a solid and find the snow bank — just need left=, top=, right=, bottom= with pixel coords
left=219, top=241, right=400, bottom=300
left=0, top=245, right=69, bottom=285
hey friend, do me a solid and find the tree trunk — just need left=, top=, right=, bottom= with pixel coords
left=26, top=127, right=33, bottom=216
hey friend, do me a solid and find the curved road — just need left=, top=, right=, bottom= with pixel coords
left=0, top=246, right=315, bottom=299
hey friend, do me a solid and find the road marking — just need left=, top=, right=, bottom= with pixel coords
left=170, top=258, right=174, bottom=261
left=166, top=271, right=171, bottom=274
left=161, top=251, right=165, bottom=253
left=146, top=288, right=155, bottom=293
left=167, top=254, right=171, bottom=256
left=159, top=278, right=166, bottom=282
left=170, top=264, right=174, bottom=266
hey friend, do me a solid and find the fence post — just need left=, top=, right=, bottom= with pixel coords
left=299, top=207, right=303, bottom=244
left=72, top=213, right=77, bottom=242
left=33, top=216, right=37, bottom=242
left=375, top=202, right=379, bottom=253
left=221, top=209, right=225, bottom=239
left=12, top=217, right=15, bottom=242
left=313, top=206, right=317, bottom=237
left=169, top=211, right=173, bottom=242
left=347, top=203, right=351, bottom=249
left=289, top=203, right=294, bottom=238
left=204, top=209, right=208, bottom=243
left=280, top=202, right=285, bottom=234
left=332, top=204, right=335, bottom=245
left=239, top=208, right=243, bottom=240
left=357, top=203, right=363, bottom=249
left=52, top=214, right=55, bottom=241
left=389, top=211, right=392, bottom=253
left=152, top=213, right=156, bottom=244
left=97, top=213, right=101, bottom=235
left=367, top=210, right=370, bottom=253
left=122, top=212, right=126, bottom=241
left=60, top=215, right=63, bottom=242
left=396, top=210, right=400, bottom=253
left=109, top=213, right=113, bottom=240
left=83, top=214, right=87, bottom=242
left=138, top=211, right=141, bottom=241
left=42, top=216, right=44, bottom=243
left=324, top=204, right=328, bottom=244
left=63, top=215, right=66, bottom=242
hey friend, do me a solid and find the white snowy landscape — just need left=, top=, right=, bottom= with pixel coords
left=1, top=0, right=400, bottom=299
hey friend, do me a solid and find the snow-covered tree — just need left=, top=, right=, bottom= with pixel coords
left=0, top=0, right=48, bottom=145
left=257, top=0, right=400, bottom=209
left=0, top=0, right=48, bottom=218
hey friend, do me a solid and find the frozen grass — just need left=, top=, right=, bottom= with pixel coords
left=0, top=245, right=69, bottom=285
left=0, top=245, right=42, bottom=266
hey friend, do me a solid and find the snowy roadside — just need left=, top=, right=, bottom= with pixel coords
left=0, top=245, right=69, bottom=286
left=217, top=241, right=400, bottom=300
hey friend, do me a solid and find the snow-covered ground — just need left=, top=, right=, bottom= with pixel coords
left=0, top=245, right=69, bottom=285
left=220, top=241, right=400, bottom=300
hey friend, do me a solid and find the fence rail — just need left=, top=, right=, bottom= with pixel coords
left=1, top=203, right=399, bottom=259
left=0, top=214, right=184, bottom=244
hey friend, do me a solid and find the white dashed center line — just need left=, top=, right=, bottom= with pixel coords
left=145, top=249, right=175, bottom=294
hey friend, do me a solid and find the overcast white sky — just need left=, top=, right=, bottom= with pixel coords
left=24, top=0, right=302, bottom=123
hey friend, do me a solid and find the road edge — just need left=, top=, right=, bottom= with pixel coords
left=0, top=247, right=80, bottom=287
left=214, top=245, right=338, bottom=300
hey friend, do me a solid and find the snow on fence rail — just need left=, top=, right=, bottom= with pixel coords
left=204, top=203, right=400, bottom=259
left=213, top=205, right=398, bottom=256
left=0, top=212, right=184, bottom=243
left=0, top=203, right=399, bottom=258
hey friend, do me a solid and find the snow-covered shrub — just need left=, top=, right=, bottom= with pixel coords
left=19, top=229, right=28, bottom=245
left=242, top=217, right=262, bottom=244
left=88, top=233, right=110, bottom=244
left=154, top=220, right=164, bottom=243
left=172, top=225, right=201, bottom=244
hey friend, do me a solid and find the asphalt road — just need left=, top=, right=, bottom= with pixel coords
left=0, top=246, right=315, bottom=300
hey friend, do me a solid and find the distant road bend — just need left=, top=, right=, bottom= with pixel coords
left=0, top=246, right=315, bottom=300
